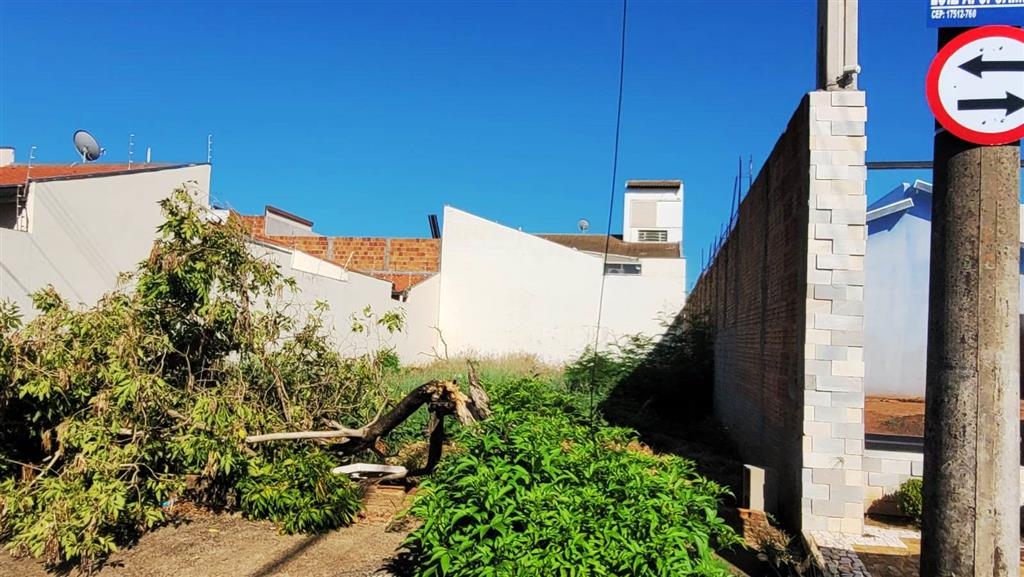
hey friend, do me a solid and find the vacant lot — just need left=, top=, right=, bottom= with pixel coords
left=866, top=396, right=1024, bottom=436
left=0, top=486, right=413, bottom=577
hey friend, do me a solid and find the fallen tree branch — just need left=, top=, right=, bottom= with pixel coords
left=244, top=380, right=471, bottom=454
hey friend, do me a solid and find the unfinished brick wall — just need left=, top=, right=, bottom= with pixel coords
left=686, top=91, right=867, bottom=535
left=236, top=214, right=440, bottom=292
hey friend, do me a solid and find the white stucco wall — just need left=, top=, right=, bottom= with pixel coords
left=251, top=242, right=437, bottom=362
left=0, top=165, right=211, bottom=317
left=863, top=212, right=932, bottom=397
left=437, top=206, right=685, bottom=363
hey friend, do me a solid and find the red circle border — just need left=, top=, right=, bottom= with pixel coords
left=925, top=25, right=1024, bottom=146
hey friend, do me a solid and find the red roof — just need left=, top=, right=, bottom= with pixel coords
left=0, top=163, right=174, bottom=186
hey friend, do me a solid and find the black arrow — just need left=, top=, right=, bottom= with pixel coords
left=957, top=92, right=1024, bottom=116
left=959, top=54, right=1024, bottom=78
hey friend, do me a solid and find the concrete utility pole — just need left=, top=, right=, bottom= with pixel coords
left=921, top=27, right=1021, bottom=577
left=816, top=0, right=859, bottom=91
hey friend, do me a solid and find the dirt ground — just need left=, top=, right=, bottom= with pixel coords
left=0, top=485, right=415, bottom=577
left=865, top=396, right=1024, bottom=436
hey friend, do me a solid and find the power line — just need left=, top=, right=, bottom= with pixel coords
left=589, top=0, right=628, bottom=425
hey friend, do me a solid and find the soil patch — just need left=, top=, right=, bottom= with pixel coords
left=0, top=485, right=415, bottom=577
left=865, top=396, right=1024, bottom=436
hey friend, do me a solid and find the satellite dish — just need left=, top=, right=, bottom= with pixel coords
left=577, top=219, right=590, bottom=233
left=73, top=130, right=105, bottom=162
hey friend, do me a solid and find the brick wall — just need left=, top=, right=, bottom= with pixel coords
left=685, top=91, right=867, bottom=535
left=236, top=214, right=440, bottom=292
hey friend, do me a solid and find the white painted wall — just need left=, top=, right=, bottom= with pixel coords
left=0, top=165, right=211, bottom=316
left=251, top=242, right=437, bottom=361
left=863, top=210, right=932, bottom=397
left=437, top=206, right=685, bottom=363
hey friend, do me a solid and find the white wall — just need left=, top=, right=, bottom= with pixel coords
left=437, top=206, right=685, bottom=363
left=251, top=242, right=438, bottom=362
left=863, top=212, right=932, bottom=397
left=0, top=165, right=211, bottom=317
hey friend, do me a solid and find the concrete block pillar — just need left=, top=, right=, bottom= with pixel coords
left=801, top=90, right=867, bottom=534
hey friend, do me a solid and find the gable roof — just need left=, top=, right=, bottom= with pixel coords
left=537, top=233, right=680, bottom=258
left=0, top=163, right=184, bottom=186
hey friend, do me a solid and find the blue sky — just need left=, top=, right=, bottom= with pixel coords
left=1, top=1, right=942, bottom=287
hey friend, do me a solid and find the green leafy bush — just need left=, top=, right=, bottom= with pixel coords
left=402, top=378, right=740, bottom=577
left=895, top=478, right=923, bottom=526
left=0, top=188, right=402, bottom=570
left=238, top=450, right=361, bottom=534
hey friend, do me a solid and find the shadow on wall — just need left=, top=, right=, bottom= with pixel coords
left=595, top=311, right=741, bottom=490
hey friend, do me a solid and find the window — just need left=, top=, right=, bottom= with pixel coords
left=637, top=229, right=668, bottom=242
left=604, top=263, right=642, bottom=275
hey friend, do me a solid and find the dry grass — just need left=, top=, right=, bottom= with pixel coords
left=388, top=354, right=561, bottom=393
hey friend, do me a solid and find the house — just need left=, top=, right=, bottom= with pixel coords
left=436, top=180, right=686, bottom=363
left=863, top=179, right=1024, bottom=398
left=0, top=143, right=687, bottom=365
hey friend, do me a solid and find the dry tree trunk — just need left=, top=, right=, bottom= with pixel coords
left=245, top=371, right=491, bottom=478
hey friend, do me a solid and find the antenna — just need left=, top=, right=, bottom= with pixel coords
left=577, top=219, right=590, bottom=233
left=207, top=134, right=213, bottom=164
left=73, top=130, right=104, bottom=162
left=128, top=134, right=135, bottom=169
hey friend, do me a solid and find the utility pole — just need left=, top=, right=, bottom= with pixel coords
left=921, top=26, right=1021, bottom=577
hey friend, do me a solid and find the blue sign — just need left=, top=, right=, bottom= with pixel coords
left=929, top=0, right=1024, bottom=27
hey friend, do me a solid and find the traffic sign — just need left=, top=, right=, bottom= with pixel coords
left=928, top=0, right=1024, bottom=28
left=926, top=25, right=1024, bottom=145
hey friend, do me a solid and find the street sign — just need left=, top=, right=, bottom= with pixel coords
left=926, top=25, right=1024, bottom=145
left=929, top=0, right=1024, bottom=28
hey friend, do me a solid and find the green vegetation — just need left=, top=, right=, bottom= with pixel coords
left=0, top=189, right=397, bottom=571
left=894, top=477, right=923, bottom=526
left=401, top=375, right=740, bottom=576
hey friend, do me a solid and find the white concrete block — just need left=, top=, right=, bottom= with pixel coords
left=832, top=178, right=866, bottom=196
left=833, top=423, right=866, bottom=440
left=809, top=208, right=832, bottom=224
left=912, top=460, right=924, bottom=477
left=868, top=472, right=906, bottom=489
left=815, top=164, right=850, bottom=180
left=814, top=223, right=850, bottom=240
left=806, top=359, right=832, bottom=376
left=814, top=283, right=848, bottom=301
left=846, top=286, right=864, bottom=300
left=810, top=134, right=867, bottom=152
left=805, top=421, right=833, bottom=438
left=805, top=390, right=832, bottom=407
left=833, top=270, right=865, bottom=286
left=817, top=105, right=868, bottom=122
left=808, top=268, right=833, bottom=285
left=811, top=120, right=835, bottom=136
left=830, top=209, right=866, bottom=226
left=831, top=149, right=865, bottom=166
left=808, top=91, right=832, bottom=107
left=832, top=299, right=864, bottom=316
left=845, top=408, right=863, bottom=424
left=815, top=314, right=862, bottom=331
left=845, top=439, right=864, bottom=455
left=818, top=375, right=862, bottom=392
left=817, top=254, right=853, bottom=270
left=813, top=406, right=849, bottom=424
left=831, top=120, right=866, bottom=136
left=832, top=238, right=867, bottom=256
left=814, top=436, right=848, bottom=454
left=809, top=178, right=833, bottom=195
left=827, top=517, right=844, bottom=532
left=832, top=360, right=865, bottom=378
left=863, top=456, right=882, bottom=472
left=841, top=517, right=863, bottom=535
left=881, top=458, right=913, bottom=475
left=830, top=391, right=863, bottom=408
left=816, top=193, right=864, bottom=210
left=815, top=345, right=849, bottom=361
left=831, top=91, right=866, bottom=107
left=849, top=224, right=866, bottom=240
left=806, top=482, right=831, bottom=500
left=847, top=165, right=868, bottom=181
left=806, top=328, right=832, bottom=345
left=805, top=451, right=846, bottom=469
left=848, top=347, right=863, bottom=362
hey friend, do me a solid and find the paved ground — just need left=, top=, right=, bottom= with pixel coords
left=0, top=486, right=415, bottom=577
left=811, top=518, right=1024, bottom=577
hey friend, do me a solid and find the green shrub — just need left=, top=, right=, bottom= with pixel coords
left=895, top=478, right=923, bottom=526
left=402, top=386, right=740, bottom=577
left=0, top=189, right=401, bottom=569
left=238, top=451, right=361, bottom=534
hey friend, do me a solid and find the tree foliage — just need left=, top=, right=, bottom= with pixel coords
left=0, top=187, right=398, bottom=571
